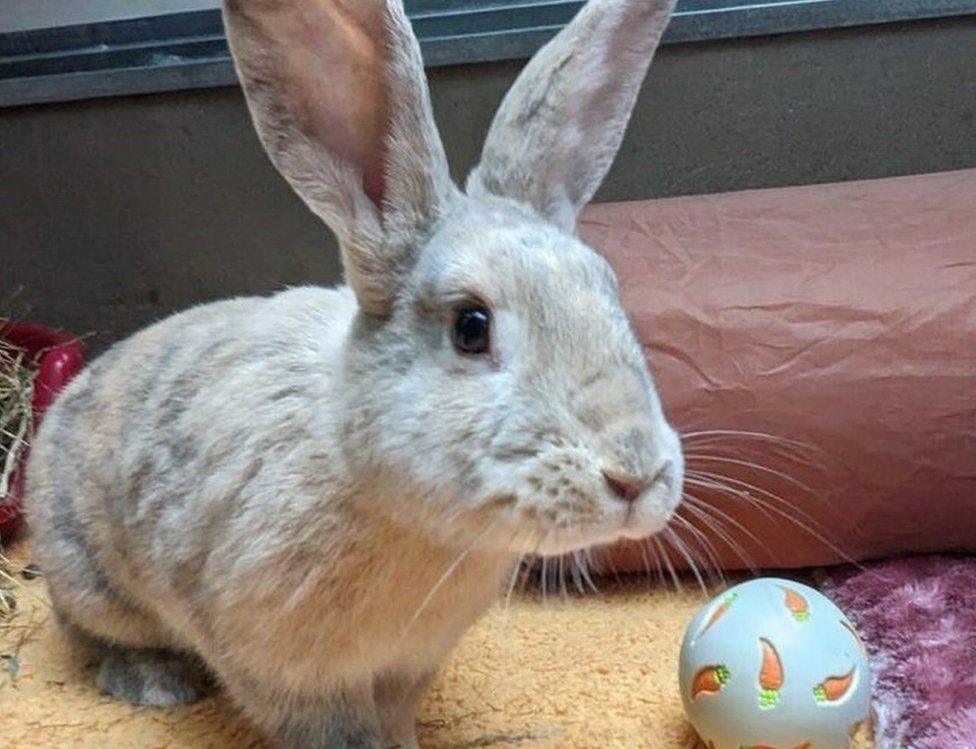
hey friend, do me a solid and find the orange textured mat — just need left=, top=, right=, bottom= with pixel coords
left=0, top=542, right=872, bottom=748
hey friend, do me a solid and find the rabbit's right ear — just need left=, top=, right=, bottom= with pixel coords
left=223, top=0, right=457, bottom=316
left=468, top=0, right=676, bottom=234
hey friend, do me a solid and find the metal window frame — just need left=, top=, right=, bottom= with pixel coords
left=1, top=0, right=974, bottom=108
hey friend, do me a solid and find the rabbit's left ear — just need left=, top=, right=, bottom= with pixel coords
left=468, top=0, right=677, bottom=233
left=224, top=0, right=456, bottom=316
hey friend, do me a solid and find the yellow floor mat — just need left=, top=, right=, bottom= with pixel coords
left=0, top=542, right=872, bottom=748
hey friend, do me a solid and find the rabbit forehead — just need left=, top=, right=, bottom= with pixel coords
left=417, top=204, right=622, bottom=315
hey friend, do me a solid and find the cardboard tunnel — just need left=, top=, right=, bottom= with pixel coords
left=581, top=169, right=976, bottom=570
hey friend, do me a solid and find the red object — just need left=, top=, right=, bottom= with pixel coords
left=0, top=322, right=86, bottom=542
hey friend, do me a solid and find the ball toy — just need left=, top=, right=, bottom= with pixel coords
left=679, top=578, right=871, bottom=749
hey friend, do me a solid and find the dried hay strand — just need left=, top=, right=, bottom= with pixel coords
left=0, top=333, right=35, bottom=505
left=0, top=332, right=43, bottom=682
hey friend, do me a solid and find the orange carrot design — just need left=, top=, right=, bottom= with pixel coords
left=701, top=592, right=739, bottom=635
left=691, top=665, right=730, bottom=699
left=814, top=668, right=856, bottom=703
left=758, top=638, right=784, bottom=708
left=780, top=586, right=810, bottom=622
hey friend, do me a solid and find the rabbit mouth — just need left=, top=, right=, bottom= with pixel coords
left=469, top=429, right=684, bottom=557
left=496, top=462, right=683, bottom=556
left=523, top=523, right=664, bottom=558
left=493, top=494, right=680, bottom=557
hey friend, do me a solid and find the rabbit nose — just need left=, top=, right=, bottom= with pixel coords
left=602, top=470, right=650, bottom=504
left=602, top=461, right=675, bottom=504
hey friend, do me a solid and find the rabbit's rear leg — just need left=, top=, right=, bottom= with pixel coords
left=40, top=479, right=167, bottom=649
left=52, top=580, right=213, bottom=706
left=56, top=614, right=213, bottom=707
left=39, top=489, right=213, bottom=707
left=97, top=646, right=213, bottom=707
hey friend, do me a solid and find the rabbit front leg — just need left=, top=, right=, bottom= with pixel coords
left=227, top=675, right=385, bottom=749
left=374, top=670, right=435, bottom=749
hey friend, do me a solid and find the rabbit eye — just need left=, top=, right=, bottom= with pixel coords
left=452, top=307, right=492, bottom=356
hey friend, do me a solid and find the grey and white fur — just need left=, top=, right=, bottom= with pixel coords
left=27, top=0, right=683, bottom=747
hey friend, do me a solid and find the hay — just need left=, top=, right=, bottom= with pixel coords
left=0, top=333, right=35, bottom=504
left=0, top=330, right=40, bottom=679
left=0, top=544, right=49, bottom=691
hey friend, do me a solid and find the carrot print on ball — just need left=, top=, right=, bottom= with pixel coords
left=681, top=580, right=872, bottom=749
left=758, top=638, right=784, bottom=708
left=691, top=665, right=730, bottom=699
left=700, top=592, right=739, bottom=636
left=780, top=586, right=810, bottom=622
left=814, top=668, right=857, bottom=704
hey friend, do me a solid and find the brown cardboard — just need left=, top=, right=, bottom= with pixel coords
left=580, top=169, right=976, bottom=570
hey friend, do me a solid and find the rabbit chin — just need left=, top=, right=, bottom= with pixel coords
left=529, top=516, right=674, bottom=558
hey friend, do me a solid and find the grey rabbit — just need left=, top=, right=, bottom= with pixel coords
left=27, top=0, right=683, bottom=746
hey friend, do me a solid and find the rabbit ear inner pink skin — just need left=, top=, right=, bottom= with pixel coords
left=224, top=0, right=458, bottom=316
left=28, top=1, right=682, bottom=748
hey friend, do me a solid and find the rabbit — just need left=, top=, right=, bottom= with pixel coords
left=26, top=0, right=683, bottom=747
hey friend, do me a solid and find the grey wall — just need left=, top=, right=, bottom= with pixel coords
left=2, top=17, right=975, bottom=350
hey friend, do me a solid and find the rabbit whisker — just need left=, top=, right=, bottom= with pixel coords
left=401, top=521, right=497, bottom=637
left=557, top=552, right=568, bottom=603
left=682, top=486, right=774, bottom=560
left=579, top=548, right=601, bottom=596
left=568, top=550, right=585, bottom=595
left=686, top=472, right=863, bottom=569
left=684, top=453, right=818, bottom=497
left=681, top=428, right=815, bottom=452
left=652, top=535, right=682, bottom=594
left=679, top=494, right=762, bottom=574
left=663, top=526, right=708, bottom=596
left=685, top=469, right=823, bottom=531
left=669, top=513, right=726, bottom=587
